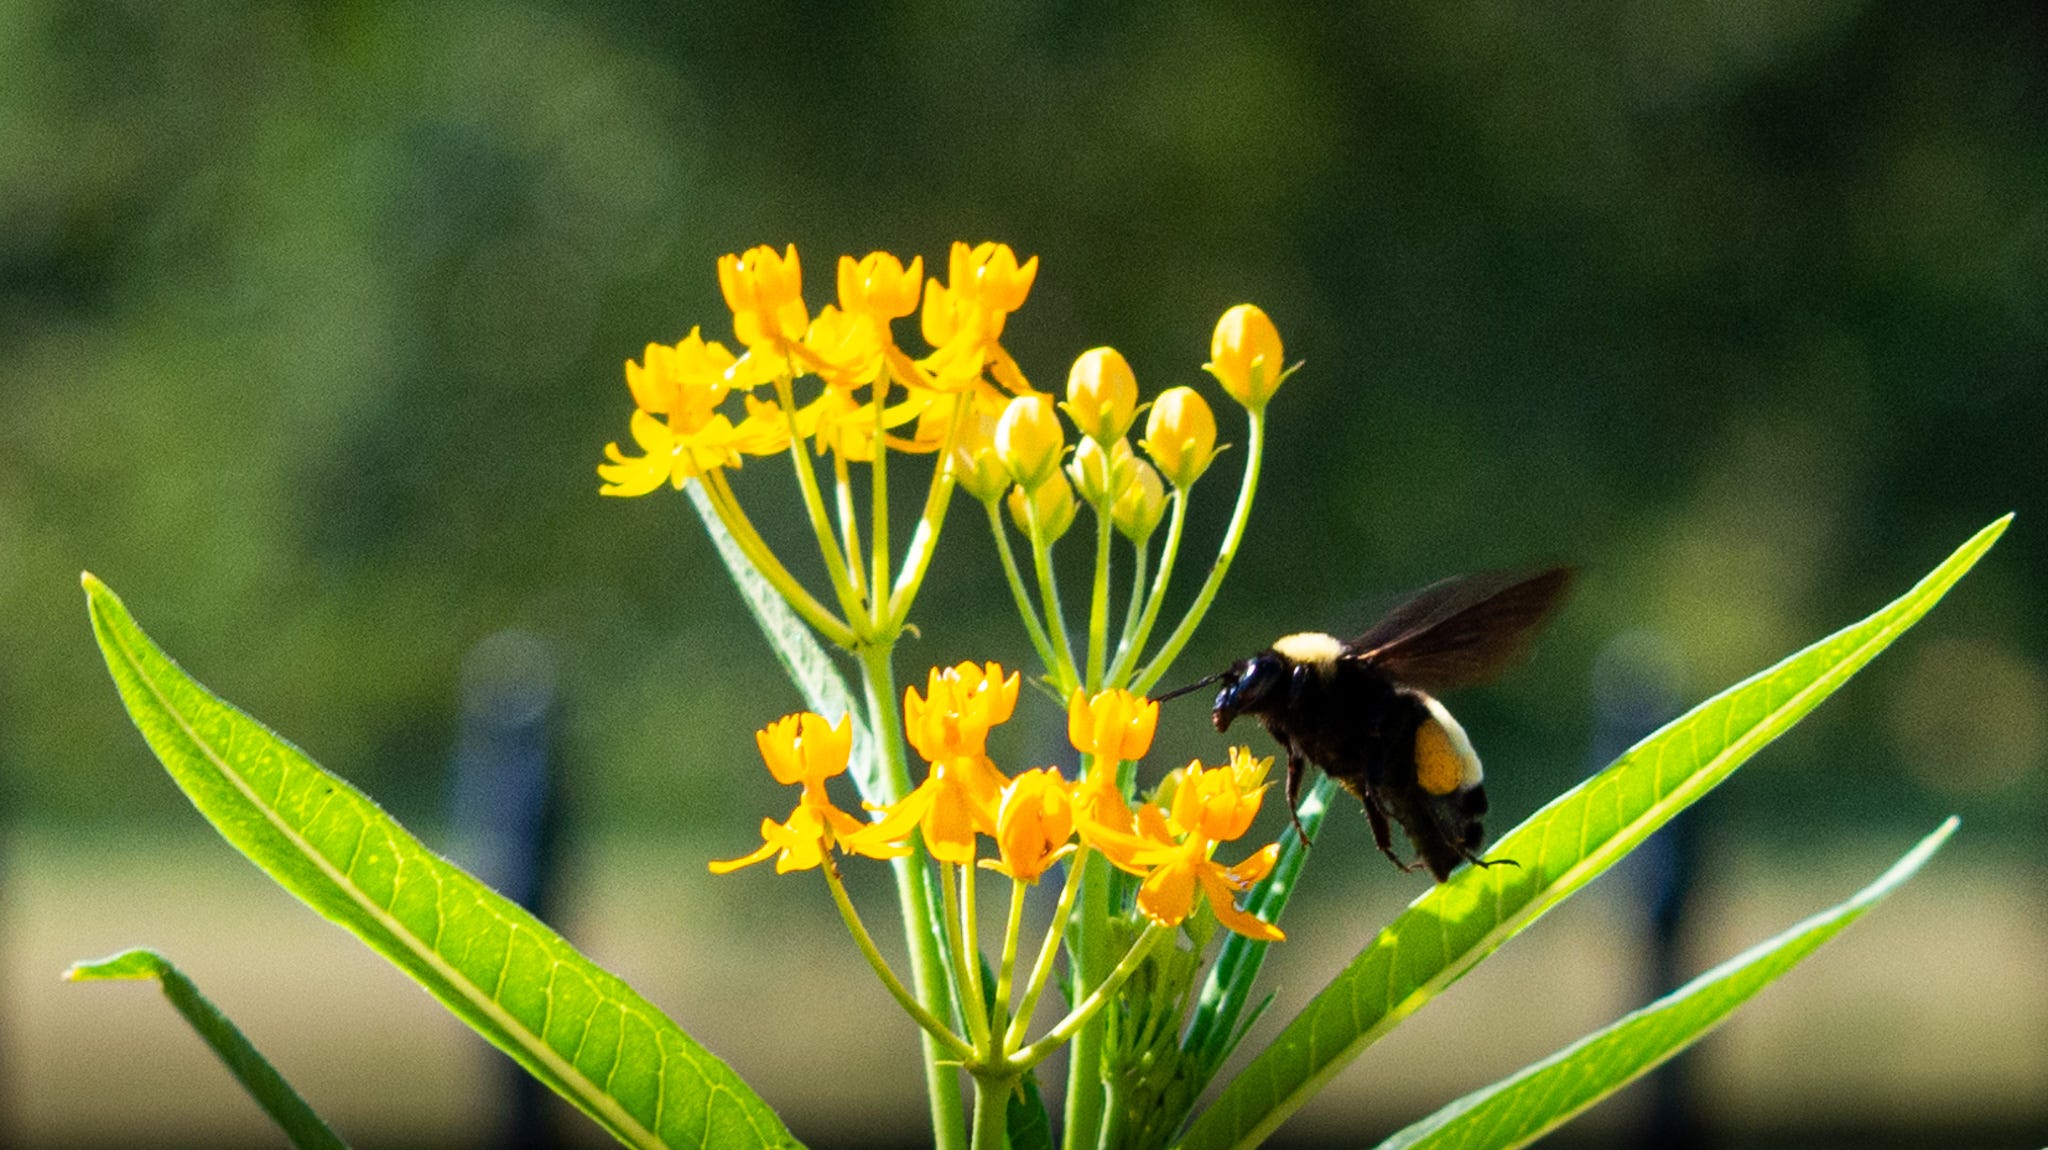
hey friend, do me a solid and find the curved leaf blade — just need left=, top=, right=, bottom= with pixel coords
left=1376, top=817, right=1958, bottom=1150
left=1178, top=514, right=2008, bottom=1150
left=83, top=575, right=798, bottom=1150
left=68, top=947, right=351, bottom=1150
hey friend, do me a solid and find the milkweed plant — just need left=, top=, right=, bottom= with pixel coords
left=70, top=239, right=2009, bottom=1150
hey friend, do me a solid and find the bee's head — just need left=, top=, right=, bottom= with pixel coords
left=1212, top=652, right=1286, bottom=732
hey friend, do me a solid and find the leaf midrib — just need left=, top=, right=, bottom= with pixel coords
left=1203, top=583, right=1933, bottom=1150
left=102, top=615, right=672, bottom=1150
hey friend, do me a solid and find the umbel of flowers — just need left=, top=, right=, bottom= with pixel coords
left=599, top=242, right=1293, bottom=1150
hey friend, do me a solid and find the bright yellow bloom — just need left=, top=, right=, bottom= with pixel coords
left=981, top=768, right=1077, bottom=882
left=838, top=251, right=924, bottom=322
left=1067, top=687, right=1159, bottom=764
left=859, top=662, right=1022, bottom=863
left=710, top=713, right=908, bottom=875
left=947, top=241, right=1039, bottom=330
left=902, top=661, right=1020, bottom=765
left=625, top=329, right=739, bottom=416
left=718, top=243, right=810, bottom=351
left=994, top=394, right=1065, bottom=490
left=802, top=305, right=887, bottom=390
left=1111, top=457, right=1167, bottom=543
left=1081, top=759, right=1283, bottom=940
left=1205, top=304, right=1288, bottom=410
left=1062, top=347, right=1140, bottom=444
left=918, top=242, right=1040, bottom=390
left=1169, top=751, right=1271, bottom=843
left=1140, top=386, right=1220, bottom=489
left=1007, top=471, right=1076, bottom=545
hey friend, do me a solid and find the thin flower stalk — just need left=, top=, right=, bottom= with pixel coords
left=1133, top=409, right=1265, bottom=693
left=1106, top=490, right=1189, bottom=685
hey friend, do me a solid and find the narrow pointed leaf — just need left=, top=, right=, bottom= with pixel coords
left=686, top=484, right=884, bottom=805
left=1377, top=818, right=1959, bottom=1150
left=84, top=575, right=799, bottom=1150
left=68, top=947, right=350, bottom=1150
left=1178, top=515, right=2008, bottom=1150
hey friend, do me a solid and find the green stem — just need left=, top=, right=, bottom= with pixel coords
left=834, top=450, right=868, bottom=602
left=775, top=375, right=869, bottom=627
left=869, top=379, right=891, bottom=624
left=1085, top=503, right=1113, bottom=691
left=1016, top=923, right=1169, bottom=1070
left=1133, top=410, right=1265, bottom=693
left=1025, top=501, right=1081, bottom=693
left=985, top=500, right=1062, bottom=676
left=887, top=397, right=970, bottom=627
left=993, top=877, right=1028, bottom=1034
left=1005, top=848, right=1087, bottom=1051
left=1098, top=1078, right=1129, bottom=1150
left=943, top=862, right=993, bottom=1052
left=698, top=473, right=858, bottom=649
left=857, top=645, right=967, bottom=1150
left=971, top=1072, right=1018, bottom=1150
left=1111, top=537, right=1150, bottom=681
left=1105, top=491, right=1188, bottom=686
left=1062, top=848, right=1110, bottom=1148
left=822, top=854, right=975, bottom=1062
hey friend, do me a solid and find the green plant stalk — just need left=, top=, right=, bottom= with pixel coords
left=1113, top=538, right=1150, bottom=675
left=1016, top=923, right=1170, bottom=1070
left=1024, top=501, right=1082, bottom=693
left=972, top=1071, right=1020, bottom=1150
left=1105, top=492, right=1188, bottom=687
left=887, top=398, right=970, bottom=627
left=869, top=381, right=891, bottom=620
left=994, top=878, right=1029, bottom=1031
left=1007, top=849, right=1088, bottom=1051
left=1134, top=411, right=1264, bottom=693
left=944, top=862, right=995, bottom=1053
left=1063, top=848, right=1111, bottom=1149
left=857, top=644, right=968, bottom=1150
left=822, top=856, right=976, bottom=1062
left=833, top=451, right=868, bottom=602
left=986, top=501, right=1063, bottom=674
left=774, top=375, right=869, bottom=629
left=1086, top=503, right=1114, bottom=691
left=700, top=472, right=857, bottom=648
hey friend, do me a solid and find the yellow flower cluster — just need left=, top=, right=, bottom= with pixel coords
left=599, top=242, right=1041, bottom=497
left=713, top=663, right=1284, bottom=940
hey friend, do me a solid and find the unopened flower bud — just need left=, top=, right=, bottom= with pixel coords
left=1062, top=347, right=1140, bottom=444
left=1139, top=386, right=1219, bottom=488
left=949, top=408, right=1010, bottom=504
left=1007, top=471, right=1077, bottom=545
left=1111, top=458, right=1167, bottom=542
left=1205, top=304, right=1288, bottom=410
left=995, top=394, right=1066, bottom=490
left=1066, top=436, right=1136, bottom=507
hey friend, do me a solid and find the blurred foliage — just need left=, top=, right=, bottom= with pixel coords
left=1, top=0, right=2042, bottom=845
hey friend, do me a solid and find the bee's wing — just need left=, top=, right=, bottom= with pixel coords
left=1345, top=567, right=1575, bottom=693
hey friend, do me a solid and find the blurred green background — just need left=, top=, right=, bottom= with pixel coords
left=2, top=1, right=2043, bottom=1147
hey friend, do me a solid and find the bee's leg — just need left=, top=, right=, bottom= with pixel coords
left=1284, top=751, right=1311, bottom=845
left=1363, top=796, right=1418, bottom=873
left=1459, top=846, right=1521, bottom=871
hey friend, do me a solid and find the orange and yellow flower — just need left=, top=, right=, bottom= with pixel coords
left=1080, top=755, right=1284, bottom=941
left=858, top=662, right=1023, bottom=864
left=1067, top=687, right=1159, bottom=766
left=710, top=712, right=909, bottom=874
left=982, top=767, right=1077, bottom=882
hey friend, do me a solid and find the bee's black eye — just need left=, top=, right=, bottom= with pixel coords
left=1213, top=655, right=1283, bottom=731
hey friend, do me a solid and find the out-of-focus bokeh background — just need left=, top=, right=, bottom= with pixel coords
left=3, top=2, right=2044, bottom=1147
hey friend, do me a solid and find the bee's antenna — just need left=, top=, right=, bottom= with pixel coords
left=1150, top=671, right=1226, bottom=704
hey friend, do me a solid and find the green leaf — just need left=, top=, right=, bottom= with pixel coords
left=1376, top=817, right=1959, bottom=1150
left=68, top=947, right=350, bottom=1150
left=83, top=575, right=799, bottom=1150
left=1006, top=1069, right=1055, bottom=1150
left=1176, top=514, right=2008, bottom=1150
left=686, top=484, right=885, bottom=805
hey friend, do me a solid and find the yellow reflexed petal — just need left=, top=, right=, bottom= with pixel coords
left=1198, top=864, right=1284, bottom=941
left=708, top=818, right=787, bottom=874
left=923, top=776, right=982, bottom=864
left=596, top=444, right=671, bottom=498
left=1221, top=842, right=1280, bottom=888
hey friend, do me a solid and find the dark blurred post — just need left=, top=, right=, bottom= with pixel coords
left=447, top=629, right=563, bottom=1150
left=1586, top=630, right=1698, bottom=1149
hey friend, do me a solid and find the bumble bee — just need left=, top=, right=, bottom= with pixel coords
left=1157, top=568, right=1574, bottom=882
